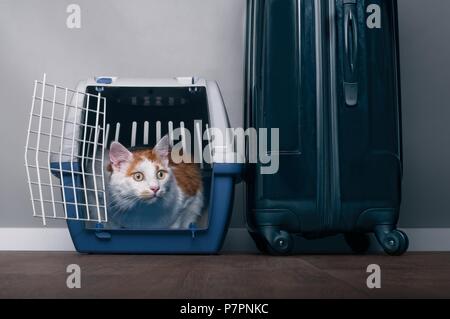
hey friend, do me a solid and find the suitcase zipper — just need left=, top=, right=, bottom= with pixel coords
left=314, top=0, right=328, bottom=230
left=315, top=0, right=342, bottom=231
left=327, top=0, right=342, bottom=230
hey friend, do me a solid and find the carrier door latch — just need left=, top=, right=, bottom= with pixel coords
left=95, top=76, right=117, bottom=84
left=189, top=223, right=198, bottom=239
left=95, top=76, right=117, bottom=92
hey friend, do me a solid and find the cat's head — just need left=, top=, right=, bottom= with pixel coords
left=108, top=136, right=173, bottom=209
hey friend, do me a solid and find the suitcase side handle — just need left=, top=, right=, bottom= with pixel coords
left=343, top=0, right=359, bottom=107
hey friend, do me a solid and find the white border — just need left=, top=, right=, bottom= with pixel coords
left=0, top=228, right=449, bottom=252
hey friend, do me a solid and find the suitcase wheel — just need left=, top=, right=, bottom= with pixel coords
left=344, top=233, right=370, bottom=255
left=266, top=231, right=294, bottom=256
left=250, top=229, right=294, bottom=256
left=376, top=229, right=409, bottom=256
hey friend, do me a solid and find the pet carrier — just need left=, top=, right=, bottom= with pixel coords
left=25, top=74, right=243, bottom=254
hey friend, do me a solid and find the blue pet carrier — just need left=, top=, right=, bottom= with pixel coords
left=25, top=74, right=242, bottom=254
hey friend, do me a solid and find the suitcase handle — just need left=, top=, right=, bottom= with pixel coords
left=343, top=0, right=359, bottom=106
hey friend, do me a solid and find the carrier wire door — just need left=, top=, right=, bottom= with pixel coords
left=25, top=74, right=108, bottom=226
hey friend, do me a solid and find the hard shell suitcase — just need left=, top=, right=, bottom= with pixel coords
left=244, top=0, right=408, bottom=255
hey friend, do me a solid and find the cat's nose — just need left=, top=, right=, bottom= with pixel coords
left=150, top=186, right=160, bottom=193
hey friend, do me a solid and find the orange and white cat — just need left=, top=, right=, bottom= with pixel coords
left=106, top=136, right=204, bottom=229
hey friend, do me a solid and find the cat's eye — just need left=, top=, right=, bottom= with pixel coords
left=156, top=170, right=167, bottom=180
left=132, top=172, right=145, bottom=182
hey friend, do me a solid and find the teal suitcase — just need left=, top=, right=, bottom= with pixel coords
left=245, top=0, right=407, bottom=255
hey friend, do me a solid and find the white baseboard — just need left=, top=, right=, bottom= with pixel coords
left=0, top=228, right=75, bottom=251
left=0, top=227, right=449, bottom=252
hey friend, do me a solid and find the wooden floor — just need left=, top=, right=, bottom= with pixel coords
left=0, top=252, right=449, bottom=299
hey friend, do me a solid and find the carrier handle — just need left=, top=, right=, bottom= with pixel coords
left=343, top=0, right=358, bottom=107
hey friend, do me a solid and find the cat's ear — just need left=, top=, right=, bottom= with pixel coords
left=154, top=135, right=171, bottom=160
left=109, top=142, right=133, bottom=169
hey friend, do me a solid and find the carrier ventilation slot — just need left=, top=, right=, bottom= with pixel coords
left=104, top=121, right=207, bottom=170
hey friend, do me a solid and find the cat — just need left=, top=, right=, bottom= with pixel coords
left=105, top=135, right=204, bottom=229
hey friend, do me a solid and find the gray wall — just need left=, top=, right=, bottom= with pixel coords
left=398, top=0, right=450, bottom=227
left=0, top=0, right=449, bottom=230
